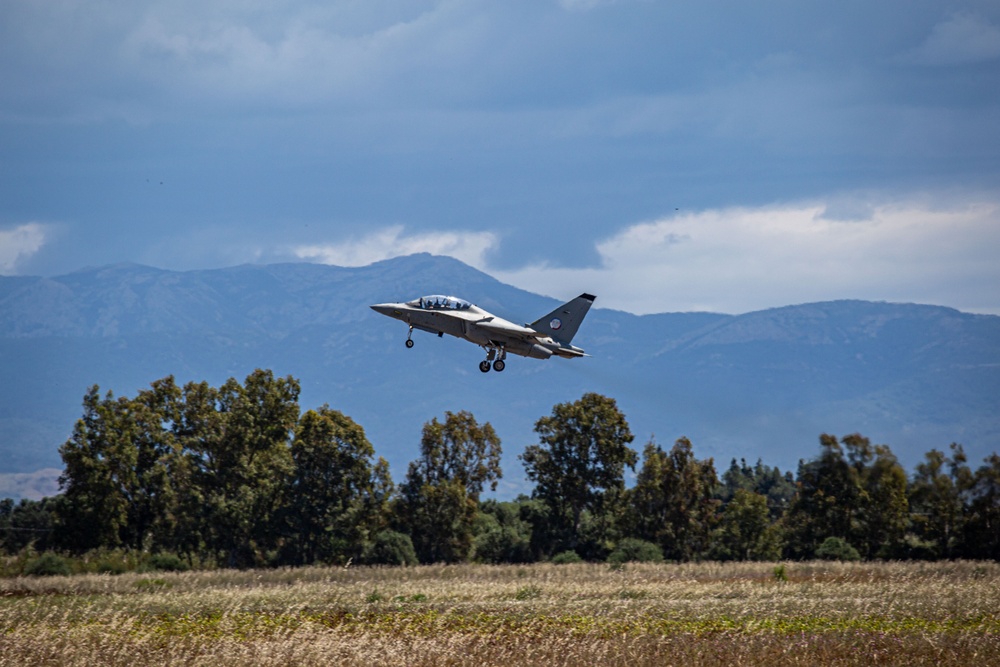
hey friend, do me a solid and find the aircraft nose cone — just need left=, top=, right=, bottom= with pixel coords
left=370, top=303, right=396, bottom=316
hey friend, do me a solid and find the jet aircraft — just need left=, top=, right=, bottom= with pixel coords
left=370, top=293, right=596, bottom=372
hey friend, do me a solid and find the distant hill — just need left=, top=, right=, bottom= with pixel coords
left=2, top=255, right=998, bottom=499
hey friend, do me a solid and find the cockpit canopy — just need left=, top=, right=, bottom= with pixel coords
left=407, top=295, right=473, bottom=311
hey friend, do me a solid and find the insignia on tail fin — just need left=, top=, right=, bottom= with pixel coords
left=530, top=293, right=596, bottom=344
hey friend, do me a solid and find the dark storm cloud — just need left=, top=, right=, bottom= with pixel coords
left=1, top=1, right=998, bottom=312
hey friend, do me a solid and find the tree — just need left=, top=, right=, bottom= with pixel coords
left=57, top=376, right=190, bottom=555
left=856, top=442, right=909, bottom=559
left=712, top=489, right=781, bottom=561
left=180, top=370, right=300, bottom=567
left=520, top=393, right=636, bottom=555
left=58, top=386, right=140, bottom=552
left=397, top=411, right=502, bottom=563
left=284, top=406, right=385, bottom=565
left=783, top=434, right=862, bottom=559
left=124, top=377, right=184, bottom=553
left=0, top=498, right=57, bottom=554
left=473, top=500, right=533, bottom=564
left=815, top=536, right=861, bottom=561
left=909, top=444, right=973, bottom=559
left=626, top=437, right=719, bottom=561
left=720, top=457, right=796, bottom=520
left=964, top=454, right=1000, bottom=560
left=784, top=434, right=911, bottom=560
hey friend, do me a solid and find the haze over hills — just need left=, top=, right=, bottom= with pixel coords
left=2, top=254, right=999, bottom=500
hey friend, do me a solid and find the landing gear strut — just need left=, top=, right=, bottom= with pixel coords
left=405, top=327, right=414, bottom=348
left=479, top=345, right=507, bottom=373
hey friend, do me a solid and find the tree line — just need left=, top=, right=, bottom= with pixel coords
left=2, top=369, right=999, bottom=568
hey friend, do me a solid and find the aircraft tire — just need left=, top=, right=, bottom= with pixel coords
left=493, top=360, right=505, bottom=372
left=479, top=360, right=492, bottom=373
left=405, top=339, right=414, bottom=348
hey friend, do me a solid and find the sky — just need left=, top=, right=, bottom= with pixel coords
left=2, top=0, right=999, bottom=315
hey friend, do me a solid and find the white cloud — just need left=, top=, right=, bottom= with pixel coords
left=0, top=223, right=47, bottom=275
left=492, top=197, right=1000, bottom=315
left=293, top=225, right=498, bottom=268
left=904, top=12, right=1000, bottom=65
left=290, top=197, right=1000, bottom=316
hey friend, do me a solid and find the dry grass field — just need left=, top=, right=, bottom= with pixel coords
left=1, top=560, right=998, bottom=666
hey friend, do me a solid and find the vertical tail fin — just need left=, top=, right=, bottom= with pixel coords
left=530, top=293, right=595, bottom=344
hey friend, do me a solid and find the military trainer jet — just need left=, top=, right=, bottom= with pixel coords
left=370, top=293, right=595, bottom=372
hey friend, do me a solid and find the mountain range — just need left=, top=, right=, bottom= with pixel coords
left=2, top=254, right=998, bottom=500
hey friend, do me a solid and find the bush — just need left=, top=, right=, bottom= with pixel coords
left=550, top=550, right=583, bottom=564
left=607, top=538, right=664, bottom=565
left=815, top=536, right=861, bottom=562
left=474, top=527, right=532, bottom=564
left=360, top=530, right=419, bottom=566
left=96, top=557, right=128, bottom=575
left=25, top=552, right=72, bottom=577
left=143, top=553, right=190, bottom=572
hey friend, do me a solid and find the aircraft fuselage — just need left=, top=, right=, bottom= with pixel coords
left=370, top=293, right=593, bottom=372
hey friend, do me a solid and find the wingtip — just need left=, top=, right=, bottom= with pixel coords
left=580, top=293, right=596, bottom=301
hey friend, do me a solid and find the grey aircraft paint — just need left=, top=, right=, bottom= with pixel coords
left=370, top=293, right=595, bottom=373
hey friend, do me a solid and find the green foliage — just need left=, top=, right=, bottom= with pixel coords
left=398, top=411, right=502, bottom=563
left=54, top=370, right=318, bottom=567
left=411, top=411, right=503, bottom=495
left=815, top=536, right=861, bottom=561
left=96, top=556, right=128, bottom=575
left=626, top=437, right=719, bottom=561
left=143, top=553, right=190, bottom=572
left=188, top=370, right=301, bottom=568
left=520, top=393, right=636, bottom=554
left=773, top=564, right=788, bottom=582
left=964, top=453, right=1000, bottom=560
left=712, top=489, right=783, bottom=561
left=607, top=538, right=663, bottom=565
left=858, top=441, right=910, bottom=559
left=720, top=457, right=796, bottom=519
left=283, top=406, right=384, bottom=566
left=908, top=443, right=972, bottom=559
left=57, top=386, right=141, bottom=551
left=30, top=374, right=1000, bottom=570
left=359, top=530, right=418, bottom=567
left=473, top=501, right=533, bottom=564
left=783, top=434, right=909, bottom=560
left=550, top=550, right=583, bottom=564
left=24, top=552, right=71, bottom=577
left=0, top=497, right=57, bottom=554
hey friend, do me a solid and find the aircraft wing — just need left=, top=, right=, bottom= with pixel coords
left=473, top=318, right=548, bottom=342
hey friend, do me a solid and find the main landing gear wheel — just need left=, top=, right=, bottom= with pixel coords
left=479, top=360, right=492, bottom=373
left=405, top=339, right=414, bottom=348
left=492, top=359, right=505, bottom=372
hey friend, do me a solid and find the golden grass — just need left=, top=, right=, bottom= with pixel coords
left=1, top=561, right=998, bottom=666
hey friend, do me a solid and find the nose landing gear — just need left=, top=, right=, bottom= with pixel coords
left=405, top=327, right=415, bottom=348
